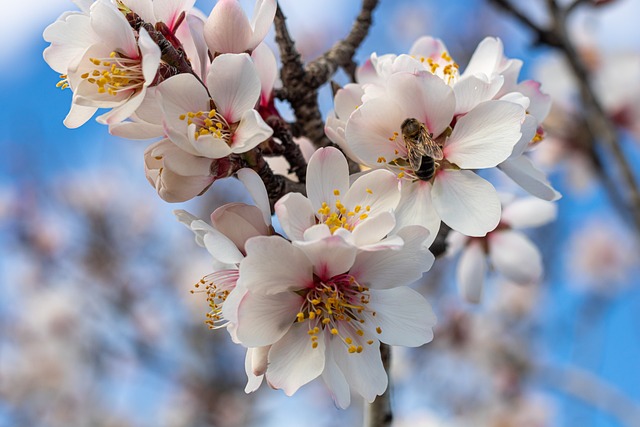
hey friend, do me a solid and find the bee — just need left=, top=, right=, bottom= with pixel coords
left=400, top=118, right=443, bottom=181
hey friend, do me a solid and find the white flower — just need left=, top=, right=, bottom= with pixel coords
left=345, top=70, right=526, bottom=239
left=158, top=53, right=273, bottom=159
left=275, top=147, right=403, bottom=249
left=233, top=228, right=436, bottom=408
left=203, top=0, right=276, bottom=55
left=447, top=197, right=557, bottom=303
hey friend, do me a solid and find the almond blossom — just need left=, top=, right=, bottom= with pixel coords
left=157, top=53, right=273, bottom=159
left=275, top=147, right=403, bottom=249
left=233, top=228, right=436, bottom=408
left=203, top=0, right=276, bottom=55
left=446, top=196, right=557, bottom=303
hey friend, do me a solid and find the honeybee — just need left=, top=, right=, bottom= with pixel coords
left=400, top=118, right=443, bottom=181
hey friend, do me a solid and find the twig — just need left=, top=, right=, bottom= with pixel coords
left=363, top=344, right=393, bottom=427
left=265, top=116, right=308, bottom=183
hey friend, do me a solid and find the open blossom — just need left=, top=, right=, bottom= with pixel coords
left=233, top=228, right=436, bottom=408
left=158, top=53, right=272, bottom=159
left=275, top=147, right=404, bottom=249
left=203, top=0, right=276, bottom=55
left=447, top=197, right=557, bottom=303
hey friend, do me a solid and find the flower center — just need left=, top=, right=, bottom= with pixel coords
left=414, top=50, right=459, bottom=85
left=179, top=108, right=231, bottom=142
left=295, top=274, right=379, bottom=354
left=191, top=269, right=239, bottom=330
left=81, top=52, right=145, bottom=96
left=316, top=189, right=372, bottom=234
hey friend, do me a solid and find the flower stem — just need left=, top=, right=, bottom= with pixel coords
left=363, top=344, right=393, bottom=427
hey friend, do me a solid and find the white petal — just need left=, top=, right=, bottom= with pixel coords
left=235, top=290, right=302, bottom=347
left=244, top=348, right=265, bottom=393
left=208, top=53, right=261, bottom=123
left=488, top=230, right=542, bottom=284
left=230, top=109, right=273, bottom=153
left=237, top=168, right=271, bottom=225
left=462, top=37, right=503, bottom=78
left=251, top=42, right=278, bottom=102
left=334, top=83, right=364, bottom=120
left=457, top=241, right=486, bottom=303
left=248, top=0, right=277, bottom=51
left=498, top=156, right=561, bottom=201
left=453, top=74, right=504, bottom=115
left=204, top=0, right=252, bottom=54
left=517, top=80, right=552, bottom=123
left=91, top=0, right=137, bottom=55
left=64, top=103, right=97, bottom=128
left=332, top=336, right=387, bottom=403
left=386, top=71, right=455, bottom=137
left=352, top=211, right=396, bottom=247
left=266, top=323, right=325, bottom=395
left=275, top=193, right=316, bottom=241
left=432, top=169, right=500, bottom=237
left=409, top=36, right=448, bottom=58
left=138, top=28, right=162, bottom=85
left=240, top=236, right=312, bottom=294
left=293, top=236, right=357, bottom=281
left=190, top=133, right=233, bottom=159
left=350, top=226, right=433, bottom=289
left=366, top=287, right=436, bottom=346
left=203, top=230, right=244, bottom=264
left=501, top=197, right=558, bottom=229
left=445, top=100, right=525, bottom=169
left=210, top=203, right=270, bottom=252
left=321, top=339, right=351, bottom=409
left=302, top=224, right=333, bottom=242
left=343, top=169, right=401, bottom=218
left=392, top=181, right=441, bottom=247
left=306, top=147, right=350, bottom=211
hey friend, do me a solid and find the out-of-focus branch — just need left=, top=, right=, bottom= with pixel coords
left=363, top=344, right=393, bottom=427
left=265, top=116, right=307, bottom=183
left=274, top=1, right=379, bottom=156
left=489, top=0, right=640, bottom=232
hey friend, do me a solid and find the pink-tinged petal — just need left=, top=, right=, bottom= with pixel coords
left=306, top=147, right=350, bottom=211
left=248, top=0, right=277, bottom=50
left=294, top=236, right=357, bottom=281
left=244, top=348, right=264, bottom=393
left=266, top=323, right=325, bottom=395
left=333, top=336, right=387, bottom=403
left=187, top=13, right=209, bottom=79
left=251, top=344, right=270, bottom=376
left=488, top=230, right=542, bottom=284
left=211, top=203, right=270, bottom=252
left=222, top=283, right=246, bottom=331
left=154, top=169, right=213, bottom=202
left=386, top=71, right=455, bottom=138
left=462, top=37, right=503, bottom=78
left=457, top=241, right=486, bottom=303
left=510, top=115, right=537, bottom=158
left=502, top=197, right=557, bottom=229
left=237, top=168, right=271, bottom=225
left=321, top=339, right=351, bottom=409
left=517, top=80, right=551, bottom=123
left=334, top=83, right=364, bottom=120
left=350, top=226, right=433, bottom=289
left=352, top=212, right=396, bottom=247
left=235, top=290, right=302, bottom=347
left=275, top=193, right=316, bottom=241
left=91, top=0, right=137, bottom=56
left=432, top=170, right=500, bottom=236
left=453, top=74, right=504, bottom=115
left=43, top=14, right=97, bottom=74
left=366, top=287, right=436, bottom=346
left=124, top=0, right=155, bottom=23
left=344, top=169, right=401, bottom=218
left=138, top=28, right=162, bottom=84
left=173, top=209, right=212, bottom=246
left=204, top=0, right=252, bottom=54
left=409, top=36, right=448, bottom=58
left=498, top=156, right=561, bottom=201
left=444, top=100, right=525, bottom=169
left=445, top=230, right=470, bottom=256
left=345, top=97, right=407, bottom=166
left=355, top=56, right=377, bottom=84
left=208, top=53, right=261, bottom=123
left=64, top=103, right=97, bottom=128
left=392, top=181, right=441, bottom=247
left=203, top=229, right=244, bottom=264
left=153, top=0, right=196, bottom=28
left=149, top=138, right=211, bottom=177
left=230, top=109, right=273, bottom=153
left=96, top=88, right=146, bottom=125
left=251, top=42, right=278, bottom=103
left=240, top=235, right=312, bottom=294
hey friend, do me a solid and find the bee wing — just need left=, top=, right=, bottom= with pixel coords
left=420, top=127, right=444, bottom=160
left=406, top=142, right=424, bottom=171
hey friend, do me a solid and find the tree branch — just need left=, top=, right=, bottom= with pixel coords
left=363, top=344, right=393, bottom=427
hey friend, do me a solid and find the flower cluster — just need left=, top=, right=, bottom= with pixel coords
left=44, top=0, right=560, bottom=410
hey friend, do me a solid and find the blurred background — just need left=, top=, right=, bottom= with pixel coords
left=2, top=0, right=640, bottom=426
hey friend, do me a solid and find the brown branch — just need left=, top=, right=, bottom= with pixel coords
left=265, top=116, right=308, bottom=183
left=489, top=0, right=562, bottom=47
left=363, top=344, right=393, bottom=427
